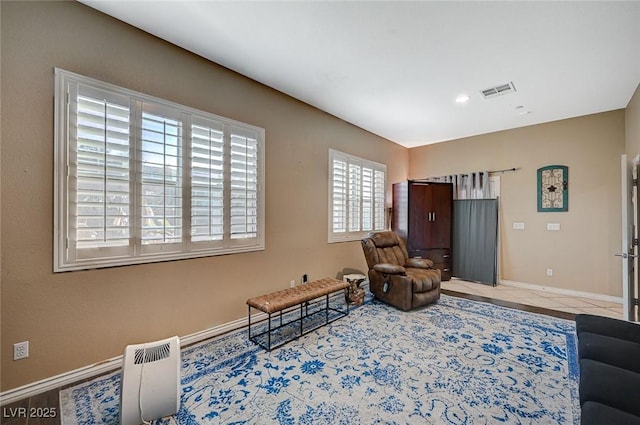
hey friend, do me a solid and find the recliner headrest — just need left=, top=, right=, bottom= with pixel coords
left=369, top=231, right=399, bottom=248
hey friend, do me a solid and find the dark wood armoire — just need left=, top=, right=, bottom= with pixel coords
left=392, top=181, right=453, bottom=281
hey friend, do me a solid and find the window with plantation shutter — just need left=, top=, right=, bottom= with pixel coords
left=328, top=149, right=386, bottom=243
left=54, top=69, right=265, bottom=271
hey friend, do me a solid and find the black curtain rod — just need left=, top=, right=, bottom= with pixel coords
left=442, top=168, right=518, bottom=176
left=489, top=167, right=518, bottom=175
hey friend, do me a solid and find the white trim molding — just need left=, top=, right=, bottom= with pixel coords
left=500, top=279, right=623, bottom=304
left=0, top=314, right=266, bottom=405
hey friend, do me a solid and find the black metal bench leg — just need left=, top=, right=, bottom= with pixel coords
left=300, top=303, right=303, bottom=336
left=326, top=294, right=329, bottom=323
left=268, top=313, right=272, bottom=351
left=248, top=305, right=252, bottom=341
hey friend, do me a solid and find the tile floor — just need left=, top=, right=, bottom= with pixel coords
left=441, top=278, right=624, bottom=319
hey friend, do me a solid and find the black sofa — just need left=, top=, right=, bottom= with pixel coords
left=575, top=314, right=640, bottom=425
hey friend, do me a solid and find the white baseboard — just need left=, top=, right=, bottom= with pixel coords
left=499, top=279, right=623, bottom=304
left=0, top=313, right=264, bottom=405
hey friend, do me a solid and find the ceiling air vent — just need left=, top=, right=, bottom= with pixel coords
left=481, top=82, right=517, bottom=99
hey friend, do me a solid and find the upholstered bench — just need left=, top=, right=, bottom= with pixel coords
left=246, top=277, right=350, bottom=351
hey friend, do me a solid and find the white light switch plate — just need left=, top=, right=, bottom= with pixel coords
left=547, top=223, right=561, bottom=231
left=513, top=222, right=525, bottom=230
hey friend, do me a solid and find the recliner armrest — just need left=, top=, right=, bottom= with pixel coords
left=405, top=258, right=434, bottom=269
left=373, top=263, right=407, bottom=275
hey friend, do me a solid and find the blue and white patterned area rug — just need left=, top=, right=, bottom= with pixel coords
left=60, top=295, right=579, bottom=424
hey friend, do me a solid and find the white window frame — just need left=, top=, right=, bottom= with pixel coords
left=328, top=149, right=386, bottom=243
left=54, top=68, right=265, bottom=272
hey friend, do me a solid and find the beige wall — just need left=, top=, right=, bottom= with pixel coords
left=0, top=2, right=407, bottom=391
left=409, top=111, right=625, bottom=298
left=626, top=83, right=640, bottom=157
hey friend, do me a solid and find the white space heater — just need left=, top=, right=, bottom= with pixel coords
left=120, top=336, right=181, bottom=425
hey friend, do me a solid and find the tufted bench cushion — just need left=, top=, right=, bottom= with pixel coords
left=247, top=277, right=349, bottom=314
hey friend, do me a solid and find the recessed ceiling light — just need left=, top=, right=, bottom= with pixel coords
left=456, top=95, right=470, bottom=104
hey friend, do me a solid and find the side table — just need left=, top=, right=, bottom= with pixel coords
left=343, top=273, right=366, bottom=306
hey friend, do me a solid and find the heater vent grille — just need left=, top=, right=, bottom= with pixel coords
left=134, top=342, right=171, bottom=364
left=481, top=82, right=517, bottom=98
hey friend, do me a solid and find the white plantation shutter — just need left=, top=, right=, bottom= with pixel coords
left=71, top=85, right=132, bottom=261
left=362, top=166, right=373, bottom=231
left=331, top=158, right=348, bottom=233
left=348, top=163, right=362, bottom=232
left=54, top=69, right=264, bottom=271
left=328, top=150, right=386, bottom=242
left=230, top=127, right=259, bottom=241
left=139, top=107, right=183, bottom=250
left=374, top=169, right=385, bottom=230
left=190, top=118, right=225, bottom=244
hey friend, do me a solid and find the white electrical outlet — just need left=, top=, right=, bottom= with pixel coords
left=290, top=279, right=295, bottom=288
left=13, top=341, right=29, bottom=360
left=546, top=269, right=553, bottom=277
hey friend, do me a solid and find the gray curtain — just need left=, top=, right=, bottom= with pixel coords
left=452, top=199, right=499, bottom=285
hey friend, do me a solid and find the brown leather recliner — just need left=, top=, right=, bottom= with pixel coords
left=361, top=231, right=441, bottom=311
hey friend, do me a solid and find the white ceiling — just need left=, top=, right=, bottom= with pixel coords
left=82, top=1, right=640, bottom=148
